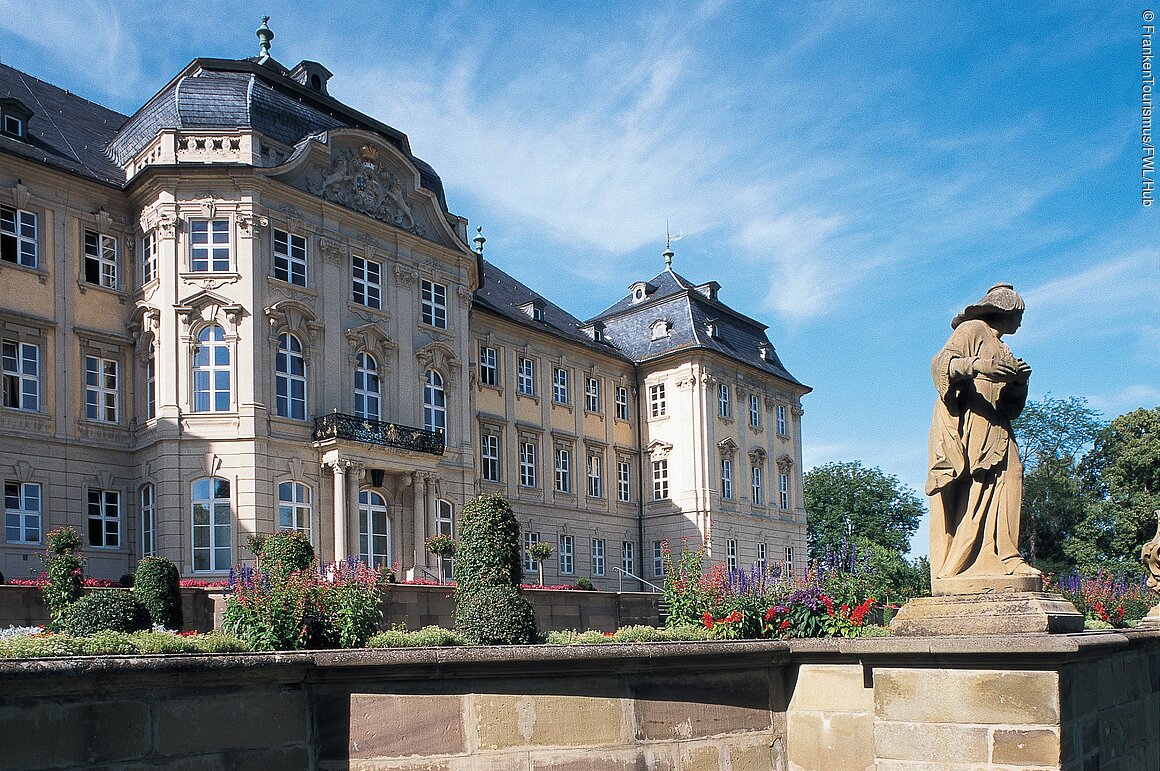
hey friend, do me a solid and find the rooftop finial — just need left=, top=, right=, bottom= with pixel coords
left=473, top=226, right=486, bottom=256
left=663, top=224, right=682, bottom=270
left=257, top=16, right=274, bottom=58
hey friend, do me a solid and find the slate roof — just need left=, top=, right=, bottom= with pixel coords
left=473, top=260, right=631, bottom=360
left=591, top=267, right=808, bottom=390
left=0, top=61, right=127, bottom=186
left=107, top=58, right=449, bottom=210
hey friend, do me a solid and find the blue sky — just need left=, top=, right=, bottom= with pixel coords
left=2, top=1, right=1155, bottom=555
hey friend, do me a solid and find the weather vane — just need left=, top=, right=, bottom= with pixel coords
left=664, top=222, right=683, bottom=269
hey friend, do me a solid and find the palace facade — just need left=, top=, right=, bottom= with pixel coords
left=0, top=38, right=809, bottom=588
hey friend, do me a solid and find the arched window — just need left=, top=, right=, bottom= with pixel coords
left=278, top=481, right=311, bottom=534
left=193, top=325, right=230, bottom=412
left=423, top=369, right=446, bottom=435
left=358, top=490, right=390, bottom=568
left=191, top=477, right=231, bottom=572
left=275, top=333, right=306, bottom=420
left=354, top=352, right=380, bottom=420
left=435, top=499, right=454, bottom=580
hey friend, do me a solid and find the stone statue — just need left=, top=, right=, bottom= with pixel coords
left=926, top=283, right=1041, bottom=594
left=1142, top=510, right=1160, bottom=624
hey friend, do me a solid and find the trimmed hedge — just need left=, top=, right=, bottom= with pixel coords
left=133, top=556, right=183, bottom=630
left=61, top=591, right=152, bottom=636
left=251, top=531, right=315, bottom=579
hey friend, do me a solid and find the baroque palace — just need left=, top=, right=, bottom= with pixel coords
left=0, top=28, right=809, bottom=588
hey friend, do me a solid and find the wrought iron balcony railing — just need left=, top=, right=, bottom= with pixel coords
left=312, top=413, right=444, bottom=455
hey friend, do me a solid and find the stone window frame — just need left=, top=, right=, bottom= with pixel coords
left=82, top=229, right=119, bottom=290
left=479, top=426, right=502, bottom=483
left=749, top=393, right=761, bottom=429
left=274, top=332, right=309, bottom=421
left=358, top=489, right=391, bottom=569
left=352, top=253, right=383, bottom=310
left=785, top=545, right=795, bottom=579
left=187, top=217, right=233, bottom=273
left=651, top=458, right=669, bottom=500
left=139, top=483, right=156, bottom=557
left=586, top=449, right=603, bottom=499
left=422, top=368, right=447, bottom=436
left=523, top=530, right=540, bottom=573
left=776, top=403, right=788, bottom=436
left=591, top=537, right=606, bottom=577
left=718, top=383, right=731, bottom=419
left=4, top=478, right=43, bottom=545
left=648, top=382, right=666, bottom=418
left=652, top=540, right=665, bottom=578
left=721, top=457, right=733, bottom=500
left=77, top=332, right=128, bottom=426
left=558, top=533, right=575, bottom=575
left=584, top=375, right=601, bottom=413
left=757, top=542, right=767, bottom=569
left=553, top=444, right=572, bottom=494
left=272, top=228, right=309, bottom=287
left=277, top=480, right=313, bottom=535
left=2, top=335, right=42, bottom=413
left=0, top=201, right=39, bottom=270
left=140, top=229, right=158, bottom=287
left=616, top=458, right=632, bottom=503
left=420, top=278, right=448, bottom=329
left=614, top=385, right=630, bottom=421
left=622, top=540, right=635, bottom=577
left=87, top=487, right=121, bottom=550
left=83, top=352, right=120, bottom=424
left=478, top=344, right=499, bottom=388
left=517, top=356, right=536, bottom=397
left=353, top=350, right=382, bottom=420
left=726, top=538, right=738, bottom=571
left=518, top=435, right=539, bottom=488
left=190, top=322, right=234, bottom=413
left=552, top=366, right=570, bottom=406
left=752, top=464, right=763, bottom=506
left=191, top=476, right=232, bottom=573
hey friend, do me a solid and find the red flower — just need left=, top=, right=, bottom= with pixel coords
left=723, top=610, right=742, bottom=624
left=764, top=607, right=776, bottom=622
left=702, top=612, right=715, bottom=629
left=778, top=619, right=790, bottom=630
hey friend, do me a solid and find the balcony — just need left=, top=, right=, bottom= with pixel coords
left=312, top=413, right=444, bottom=456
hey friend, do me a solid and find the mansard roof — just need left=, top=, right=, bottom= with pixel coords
left=108, top=57, right=448, bottom=209
left=591, top=266, right=808, bottom=390
left=474, top=260, right=630, bottom=360
left=0, top=61, right=127, bottom=186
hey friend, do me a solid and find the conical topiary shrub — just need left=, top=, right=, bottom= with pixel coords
left=452, top=494, right=537, bottom=644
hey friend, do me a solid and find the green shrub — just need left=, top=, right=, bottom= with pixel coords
left=133, top=556, right=183, bottom=630
left=41, top=527, right=85, bottom=630
left=575, top=578, right=595, bottom=590
left=252, top=531, right=315, bottom=579
left=315, top=559, right=389, bottom=648
left=0, top=630, right=251, bottom=658
left=60, top=591, right=152, bottom=636
left=452, top=494, right=538, bottom=645
left=222, top=566, right=324, bottom=650
left=454, top=584, right=537, bottom=645
left=366, top=625, right=466, bottom=648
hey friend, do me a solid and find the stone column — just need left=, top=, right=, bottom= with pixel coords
left=410, top=471, right=429, bottom=579
left=328, top=460, right=348, bottom=561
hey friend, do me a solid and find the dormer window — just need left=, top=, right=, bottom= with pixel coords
left=706, top=322, right=720, bottom=339
left=649, top=320, right=671, bottom=340
left=629, top=281, right=656, bottom=304
left=758, top=342, right=772, bottom=361
left=582, top=322, right=606, bottom=342
left=0, top=98, right=33, bottom=140
left=288, top=60, right=334, bottom=95
left=695, top=282, right=720, bottom=301
left=519, top=299, right=545, bottom=322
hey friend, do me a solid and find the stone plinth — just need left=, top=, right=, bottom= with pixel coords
left=890, top=592, right=1083, bottom=636
left=933, top=573, right=1042, bottom=595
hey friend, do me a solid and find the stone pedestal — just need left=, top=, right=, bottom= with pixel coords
left=890, top=592, right=1084, bottom=636
left=932, top=573, right=1041, bottom=595
left=1140, top=603, right=1160, bottom=626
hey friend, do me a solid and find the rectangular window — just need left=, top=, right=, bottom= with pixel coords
left=785, top=545, right=794, bottom=579
left=752, top=466, right=763, bottom=505
left=273, top=229, right=308, bottom=286
left=616, top=460, right=631, bottom=502
left=4, top=480, right=41, bottom=544
left=622, top=541, right=635, bottom=578
left=519, top=441, right=538, bottom=487
left=192, top=477, right=231, bottom=572
left=517, top=357, right=535, bottom=396
left=726, top=539, right=738, bottom=571
left=779, top=473, right=790, bottom=509
left=146, top=351, right=156, bottom=420
left=140, top=484, right=156, bottom=556
left=0, top=205, right=37, bottom=268
left=352, top=255, right=382, bottom=309
left=587, top=453, right=603, bottom=498
left=189, top=218, right=231, bottom=272
left=777, top=404, right=788, bottom=436
left=479, top=346, right=498, bottom=387
left=481, top=433, right=501, bottom=482
left=749, top=394, right=761, bottom=428
left=721, top=459, right=732, bottom=499
left=2, top=340, right=39, bottom=411
left=421, top=279, right=448, bottom=328
left=653, top=540, right=664, bottom=577
left=558, top=534, right=574, bottom=575
left=141, top=230, right=157, bottom=285
left=85, top=355, right=119, bottom=423
left=757, top=542, right=767, bottom=569
left=523, top=531, right=540, bottom=572
left=87, top=488, right=120, bottom=548
left=585, top=377, right=600, bottom=412
left=718, top=384, right=730, bottom=418
left=554, top=447, right=571, bottom=493
left=614, top=385, right=629, bottom=421
left=552, top=367, right=569, bottom=404
left=83, top=230, right=118, bottom=288
left=652, top=459, right=669, bottom=500
left=649, top=383, right=666, bottom=417
left=591, top=538, right=605, bottom=577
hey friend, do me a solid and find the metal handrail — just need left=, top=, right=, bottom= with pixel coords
left=612, top=566, right=663, bottom=593
left=312, top=412, right=444, bottom=455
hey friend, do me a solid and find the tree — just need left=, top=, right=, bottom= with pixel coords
left=1011, top=396, right=1103, bottom=566
left=1066, top=407, right=1160, bottom=574
left=804, top=461, right=923, bottom=561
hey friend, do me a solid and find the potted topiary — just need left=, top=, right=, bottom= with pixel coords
left=528, top=542, right=553, bottom=588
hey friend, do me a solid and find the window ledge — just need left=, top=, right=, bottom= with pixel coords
left=346, top=299, right=391, bottom=321
left=76, top=278, right=129, bottom=303
left=478, top=382, right=503, bottom=394
left=516, top=392, right=540, bottom=404
left=0, top=260, right=49, bottom=284
left=268, top=275, right=318, bottom=298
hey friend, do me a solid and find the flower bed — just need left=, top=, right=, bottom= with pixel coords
left=1045, top=569, right=1154, bottom=627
